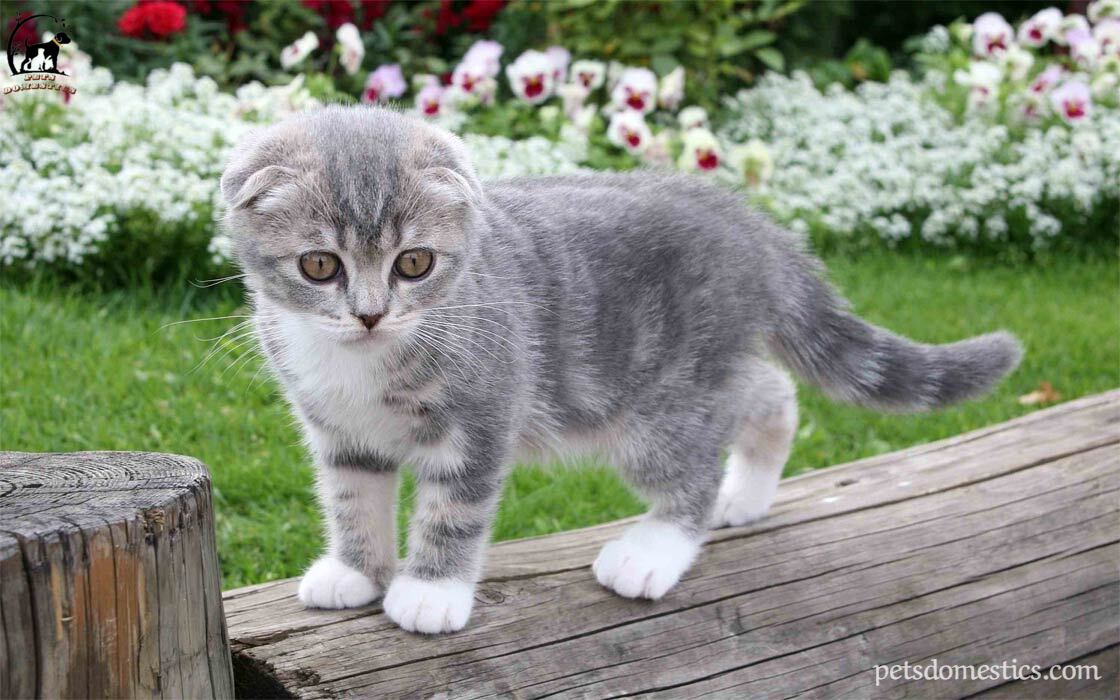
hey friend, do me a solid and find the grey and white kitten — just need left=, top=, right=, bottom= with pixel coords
left=220, top=106, right=1022, bottom=634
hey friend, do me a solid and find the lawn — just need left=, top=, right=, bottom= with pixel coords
left=2, top=251, right=1117, bottom=589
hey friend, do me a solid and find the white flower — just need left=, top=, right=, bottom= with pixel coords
left=462, top=40, right=503, bottom=78
left=1055, top=14, right=1091, bottom=45
left=556, top=82, right=590, bottom=120
left=452, top=59, right=493, bottom=97
left=415, top=83, right=445, bottom=117
left=1095, top=18, right=1120, bottom=56
left=505, top=50, right=555, bottom=104
left=677, top=128, right=722, bottom=172
left=954, top=61, right=1002, bottom=109
left=280, top=31, right=318, bottom=70
left=972, top=12, right=1013, bottom=56
left=335, top=23, right=364, bottom=75
left=1017, top=8, right=1062, bottom=47
left=1092, top=71, right=1118, bottom=99
left=1000, top=45, right=1034, bottom=81
left=572, top=104, right=597, bottom=133
left=641, top=129, right=676, bottom=167
left=678, top=106, right=708, bottom=131
left=658, top=66, right=685, bottom=110
left=730, top=140, right=774, bottom=185
left=606, top=110, right=652, bottom=154
left=1089, top=0, right=1120, bottom=23
left=569, top=60, right=606, bottom=90
left=546, top=46, right=571, bottom=84
left=610, top=67, right=658, bottom=114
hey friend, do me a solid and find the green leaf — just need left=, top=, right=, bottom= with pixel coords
left=720, top=29, right=776, bottom=57
left=754, top=47, right=786, bottom=72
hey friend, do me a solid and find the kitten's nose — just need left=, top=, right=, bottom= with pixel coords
left=355, top=313, right=383, bottom=330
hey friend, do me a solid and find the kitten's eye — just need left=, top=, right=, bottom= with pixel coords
left=299, top=251, right=341, bottom=282
left=394, top=249, right=434, bottom=280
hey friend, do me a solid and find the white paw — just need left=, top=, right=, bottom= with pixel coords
left=710, top=483, right=774, bottom=528
left=710, top=455, right=780, bottom=528
left=383, top=575, right=474, bottom=634
left=297, top=557, right=380, bottom=609
left=592, top=520, right=701, bottom=600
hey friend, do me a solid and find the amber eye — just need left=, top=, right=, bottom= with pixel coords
left=394, top=249, right=434, bottom=279
left=299, top=251, right=341, bottom=282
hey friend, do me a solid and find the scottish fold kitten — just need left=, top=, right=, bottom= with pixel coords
left=220, top=106, right=1021, bottom=634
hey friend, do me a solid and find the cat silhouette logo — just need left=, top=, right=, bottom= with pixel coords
left=4, top=13, right=78, bottom=98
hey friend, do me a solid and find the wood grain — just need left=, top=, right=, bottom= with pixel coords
left=224, top=390, right=1120, bottom=699
left=0, top=451, right=235, bottom=699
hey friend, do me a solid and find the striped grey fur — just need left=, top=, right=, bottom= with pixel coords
left=220, top=106, right=1022, bottom=632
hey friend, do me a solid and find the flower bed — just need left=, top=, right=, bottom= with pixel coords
left=2, top=3, right=1118, bottom=280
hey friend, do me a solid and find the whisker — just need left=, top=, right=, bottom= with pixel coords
left=189, top=273, right=247, bottom=288
left=159, top=314, right=252, bottom=331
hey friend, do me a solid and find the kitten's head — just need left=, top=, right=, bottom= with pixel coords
left=220, top=106, right=482, bottom=346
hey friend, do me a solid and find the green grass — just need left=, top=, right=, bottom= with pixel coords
left=2, top=252, right=1117, bottom=589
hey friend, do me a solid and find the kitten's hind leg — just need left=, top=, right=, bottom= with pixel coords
left=711, top=363, right=797, bottom=528
left=593, top=416, right=729, bottom=600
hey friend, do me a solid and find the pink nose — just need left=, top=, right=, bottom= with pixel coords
left=356, top=313, right=382, bottom=330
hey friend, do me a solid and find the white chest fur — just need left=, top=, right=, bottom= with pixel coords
left=267, top=313, right=464, bottom=472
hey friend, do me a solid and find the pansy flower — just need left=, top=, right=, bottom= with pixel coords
left=361, top=64, right=405, bottom=103
left=607, top=110, right=652, bottom=154
left=610, top=67, right=658, bottom=114
left=505, top=50, right=555, bottom=104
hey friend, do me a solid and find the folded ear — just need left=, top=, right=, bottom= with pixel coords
left=425, top=165, right=483, bottom=209
left=220, top=163, right=299, bottom=212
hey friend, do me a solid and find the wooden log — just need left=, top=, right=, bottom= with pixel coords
left=0, top=452, right=235, bottom=699
left=224, top=390, right=1120, bottom=699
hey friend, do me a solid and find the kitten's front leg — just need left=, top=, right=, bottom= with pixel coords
left=298, top=441, right=399, bottom=609
left=383, top=456, right=504, bottom=634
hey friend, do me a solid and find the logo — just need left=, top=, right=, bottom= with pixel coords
left=4, top=13, right=77, bottom=98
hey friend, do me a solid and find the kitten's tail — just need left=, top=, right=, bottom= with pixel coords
left=767, top=250, right=1022, bottom=413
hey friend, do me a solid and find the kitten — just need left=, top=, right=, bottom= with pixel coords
left=220, top=106, right=1022, bottom=634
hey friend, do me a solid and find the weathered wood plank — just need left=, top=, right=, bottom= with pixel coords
left=224, top=391, right=1120, bottom=699
left=0, top=452, right=236, bottom=699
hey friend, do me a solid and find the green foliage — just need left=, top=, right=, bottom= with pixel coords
left=4, top=252, right=1116, bottom=586
left=493, top=0, right=807, bottom=109
left=802, top=38, right=894, bottom=89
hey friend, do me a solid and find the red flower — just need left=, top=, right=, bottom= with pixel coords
left=359, top=0, right=390, bottom=29
left=7, top=15, right=39, bottom=51
left=462, top=0, right=503, bottom=32
left=118, top=1, right=187, bottom=38
left=435, top=0, right=461, bottom=36
left=302, top=0, right=355, bottom=29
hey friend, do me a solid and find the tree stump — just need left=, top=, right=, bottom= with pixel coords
left=0, top=452, right=235, bottom=699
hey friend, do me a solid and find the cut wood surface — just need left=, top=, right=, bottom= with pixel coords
left=0, top=451, right=235, bottom=699
left=224, top=391, right=1120, bottom=699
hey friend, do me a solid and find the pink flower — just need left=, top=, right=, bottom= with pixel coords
left=610, top=67, right=657, bottom=114
left=415, top=82, right=445, bottom=117
left=505, top=50, right=555, bottom=104
left=1029, top=65, right=1064, bottom=94
left=462, top=40, right=503, bottom=78
left=972, top=12, right=1013, bottom=56
left=1049, top=80, right=1093, bottom=123
left=606, top=110, right=652, bottom=154
left=1067, top=27, right=1101, bottom=68
left=546, top=46, right=570, bottom=84
left=362, top=64, right=406, bottom=103
left=1017, top=7, right=1062, bottom=47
